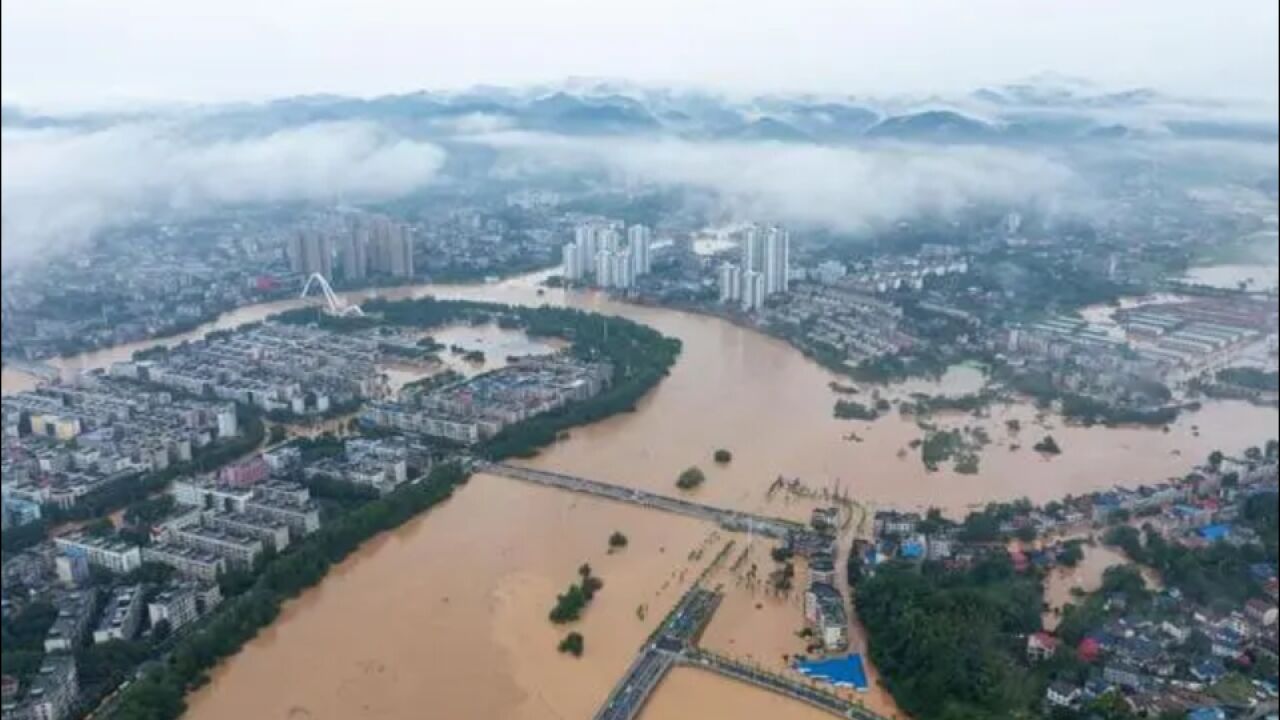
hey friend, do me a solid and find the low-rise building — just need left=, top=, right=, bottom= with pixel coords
left=201, top=510, right=291, bottom=552
left=1, top=654, right=78, bottom=720
left=53, top=533, right=142, bottom=574
left=93, top=585, right=144, bottom=644
left=1027, top=631, right=1059, bottom=662
left=246, top=495, right=320, bottom=539
left=171, top=526, right=262, bottom=570
left=42, top=592, right=95, bottom=653
left=52, top=554, right=90, bottom=589
left=1045, top=680, right=1081, bottom=708
left=1103, top=661, right=1145, bottom=691
left=803, top=582, right=849, bottom=652
left=142, top=543, right=226, bottom=582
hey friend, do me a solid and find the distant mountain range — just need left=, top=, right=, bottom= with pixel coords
left=5, top=77, right=1276, bottom=145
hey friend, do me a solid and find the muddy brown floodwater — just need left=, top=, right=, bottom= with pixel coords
left=5, top=272, right=1275, bottom=720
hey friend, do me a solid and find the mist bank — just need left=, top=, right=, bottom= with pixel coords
left=1, top=121, right=445, bottom=265
left=2, top=78, right=1276, bottom=266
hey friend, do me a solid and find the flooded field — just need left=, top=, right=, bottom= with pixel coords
left=1179, top=262, right=1279, bottom=292
left=5, top=272, right=1275, bottom=719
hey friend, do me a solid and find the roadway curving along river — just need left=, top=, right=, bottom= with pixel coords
left=6, top=272, right=1276, bottom=719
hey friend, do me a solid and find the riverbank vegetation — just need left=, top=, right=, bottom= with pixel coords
left=1216, top=367, right=1280, bottom=392
left=849, top=350, right=951, bottom=384
left=1033, top=435, right=1062, bottom=455
left=900, top=390, right=999, bottom=417
left=713, top=448, right=732, bottom=463
left=675, top=467, right=706, bottom=491
left=557, top=632, right=585, bottom=657
left=108, top=463, right=469, bottom=720
left=917, top=425, right=987, bottom=474
left=856, top=555, right=1043, bottom=718
left=833, top=400, right=879, bottom=421
left=1007, top=370, right=1182, bottom=427
left=549, top=564, right=604, bottom=624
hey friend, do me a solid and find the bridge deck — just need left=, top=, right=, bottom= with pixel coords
left=483, top=462, right=807, bottom=539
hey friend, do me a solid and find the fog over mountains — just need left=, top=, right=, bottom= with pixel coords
left=2, top=76, right=1277, bottom=264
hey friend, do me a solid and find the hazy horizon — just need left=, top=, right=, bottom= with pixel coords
left=3, top=0, right=1278, bottom=111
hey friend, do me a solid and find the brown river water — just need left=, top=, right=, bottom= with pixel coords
left=4, top=272, right=1275, bottom=720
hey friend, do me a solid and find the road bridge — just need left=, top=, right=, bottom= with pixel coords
left=482, top=462, right=814, bottom=542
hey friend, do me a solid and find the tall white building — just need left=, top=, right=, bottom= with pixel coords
left=612, top=252, right=634, bottom=289
left=575, top=224, right=598, bottom=265
left=599, top=227, right=620, bottom=254
left=340, top=225, right=370, bottom=282
left=573, top=221, right=650, bottom=289
left=288, top=230, right=333, bottom=279
left=740, top=226, right=763, bottom=275
left=350, top=216, right=414, bottom=279
left=562, top=242, right=583, bottom=281
left=741, top=271, right=766, bottom=311
left=594, top=251, right=634, bottom=289
left=627, top=224, right=652, bottom=275
left=595, top=250, right=615, bottom=287
left=763, top=226, right=790, bottom=295
left=718, top=262, right=742, bottom=303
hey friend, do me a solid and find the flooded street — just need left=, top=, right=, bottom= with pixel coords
left=5, top=273, right=1275, bottom=720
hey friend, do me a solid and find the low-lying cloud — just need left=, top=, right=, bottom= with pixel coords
left=481, top=132, right=1083, bottom=232
left=1, top=121, right=445, bottom=265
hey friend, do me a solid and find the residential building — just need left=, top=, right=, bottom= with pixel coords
left=53, top=534, right=141, bottom=574
left=803, top=582, right=849, bottom=652
left=147, top=587, right=197, bottom=632
left=339, top=226, right=370, bottom=282
left=201, top=510, right=291, bottom=551
left=288, top=229, right=333, bottom=279
left=763, top=226, right=790, bottom=295
left=561, top=242, right=583, bottom=281
left=366, top=216, right=414, bottom=278
left=147, top=582, right=221, bottom=632
left=171, top=526, right=263, bottom=570
left=1027, top=632, right=1059, bottom=662
left=740, top=226, right=762, bottom=275
left=142, top=543, right=226, bottom=583
left=741, top=270, right=766, bottom=312
left=718, top=263, right=742, bottom=303
left=43, top=592, right=95, bottom=652
left=246, top=495, right=321, bottom=539
left=1046, top=681, right=1081, bottom=708
left=53, top=555, right=89, bottom=588
left=2, top=655, right=78, bottom=720
left=627, top=224, right=652, bottom=275
left=92, top=585, right=143, bottom=644
left=1103, top=661, right=1145, bottom=691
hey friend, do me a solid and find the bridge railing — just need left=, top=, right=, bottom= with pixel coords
left=682, top=648, right=890, bottom=720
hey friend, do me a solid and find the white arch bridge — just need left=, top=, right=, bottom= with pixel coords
left=300, top=273, right=364, bottom=317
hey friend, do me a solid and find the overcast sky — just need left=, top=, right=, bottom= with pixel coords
left=2, top=0, right=1277, bottom=110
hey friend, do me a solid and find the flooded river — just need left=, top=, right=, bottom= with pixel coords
left=5, top=273, right=1275, bottom=720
